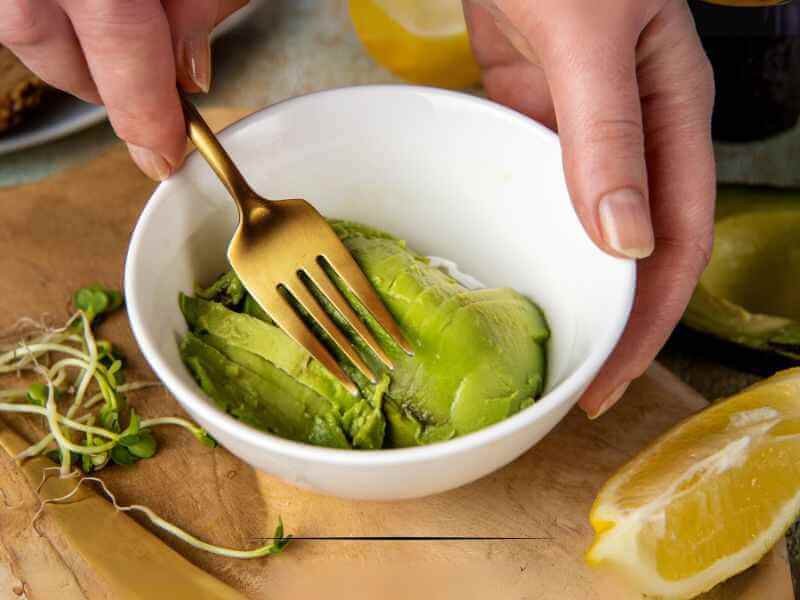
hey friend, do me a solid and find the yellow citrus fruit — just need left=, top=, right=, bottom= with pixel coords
left=587, top=368, right=800, bottom=599
left=349, top=0, right=481, bottom=89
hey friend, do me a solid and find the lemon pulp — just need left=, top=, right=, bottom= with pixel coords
left=349, top=0, right=481, bottom=89
left=588, top=368, right=800, bottom=598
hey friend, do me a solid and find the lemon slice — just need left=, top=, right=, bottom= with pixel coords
left=587, top=368, right=800, bottom=599
left=349, top=0, right=481, bottom=89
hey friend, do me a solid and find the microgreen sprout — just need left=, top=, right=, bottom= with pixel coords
left=0, top=293, right=194, bottom=472
left=1, top=286, right=288, bottom=559
left=73, top=285, right=123, bottom=324
left=139, top=416, right=218, bottom=447
left=34, top=476, right=290, bottom=558
left=0, top=288, right=208, bottom=468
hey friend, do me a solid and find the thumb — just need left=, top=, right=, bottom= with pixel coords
left=543, top=33, right=654, bottom=259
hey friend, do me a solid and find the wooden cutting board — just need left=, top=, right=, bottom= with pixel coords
left=0, top=110, right=792, bottom=600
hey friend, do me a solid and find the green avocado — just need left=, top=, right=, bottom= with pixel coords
left=179, top=220, right=549, bottom=448
left=180, top=294, right=357, bottom=411
left=683, top=186, right=800, bottom=360
left=180, top=332, right=351, bottom=448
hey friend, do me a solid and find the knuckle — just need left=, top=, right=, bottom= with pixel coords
left=679, top=52, right=716, bottom=114
left=0, top=0, right=45, bottom=46
left=694, top=232, right=714, bottom=273
left=659, top=233, right=714, bottom=280
left=67, top=0, right=162, bottom=33
left=668, top=49, right=715, bottom=115
left=584, top=117, right=644, bottom=152
left=678, top=236, right=713, bottom=281
left=695, top=55, right=716, bottom=111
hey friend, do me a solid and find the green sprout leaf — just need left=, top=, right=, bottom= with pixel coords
left=73, top=285, right=123, bottom=322
left=96, top=340, right=113, bottom=359
left=26, top=382, right=55, bottom=407
left=122, top=431, right=157, bottom=459
left=195, top=429, right=218, bottom=448
left=118, top=433, right=143, bottom=447
left=110, top=445, right=138, bottom=466
left=97, top=341, right=126, bottom=371
left=271, top=518, right=291, bottom=554
left=106, top=359, right=125, bottom=387
left=120, top=409, right=140, bottom=437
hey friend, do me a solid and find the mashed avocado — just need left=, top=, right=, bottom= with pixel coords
left=179, top=221, right=549, bottom=449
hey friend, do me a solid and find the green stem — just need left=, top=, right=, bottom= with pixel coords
left=0, top=404, right=117, bottom=439
left=15, top=414, right=95, bottom=461
left=55, top=477, right=289, bottom=559
left=0, top=342, right=86, bottom=370
left=140, top=416, right=203, bottom=436
left=68, top=312, right=98, bottom=419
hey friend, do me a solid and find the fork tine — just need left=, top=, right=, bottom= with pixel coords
left=302, top=262, right=395, bottom=371
left=264, top=289, right=361, bottom=396
left=321, top=253, right=414, bottom=355
left=284, top=275, right=378, bottom=385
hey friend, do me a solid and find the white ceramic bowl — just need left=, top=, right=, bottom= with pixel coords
left=125, top=85, right=635, bottom=500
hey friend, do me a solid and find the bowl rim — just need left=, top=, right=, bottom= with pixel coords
left=125, top=84, right=636, bottom=467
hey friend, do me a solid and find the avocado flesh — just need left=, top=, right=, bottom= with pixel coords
left=331, top=222, right=548, bottom=440
left=180, top=220, right=549, bottom=448
left=683, top=186, right=800, bottom=360
left=180, top=332, right=351, bottom=448
left=702, top=212, right=800, bottom=321
left=180, top=294, right=357, bottom=411
left=180, top=297, right=383, bottom=449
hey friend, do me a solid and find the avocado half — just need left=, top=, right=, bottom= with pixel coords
left=179, top=220, right=549, bottom=449
left=683, top=186, right=800, bottom=360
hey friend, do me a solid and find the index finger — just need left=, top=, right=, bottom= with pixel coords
left=58, top=0, right=185, bottom=177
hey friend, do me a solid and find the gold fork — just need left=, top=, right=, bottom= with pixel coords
left=181, top=96, right=412, bottom=395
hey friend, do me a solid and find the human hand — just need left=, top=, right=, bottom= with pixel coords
left=464, top=0, right=716, bottom=417
left=0, top=0, right=248, bottom=180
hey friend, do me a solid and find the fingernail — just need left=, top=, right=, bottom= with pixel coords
left=598, top=189, right=655, bottom=259
left=181, top=33, right=212, bottom=93
left=587, top=382, right=630, bottom=420
left=128, top=144, right=171, bottom=181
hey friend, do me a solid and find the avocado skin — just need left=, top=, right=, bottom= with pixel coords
left=179, top=220, right=550, bottom=448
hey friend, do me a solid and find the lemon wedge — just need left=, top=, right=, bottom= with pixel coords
left=349, top=0, right=481, bottom=88
left=587, top=368, right=800, bottom=599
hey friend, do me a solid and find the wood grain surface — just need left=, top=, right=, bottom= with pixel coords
left=0, top=110, right=791, bottom=599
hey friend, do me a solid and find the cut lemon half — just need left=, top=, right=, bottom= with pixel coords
left=349, top=0, right=481, bottom=89
left=587, top=368, right=800, bottom=599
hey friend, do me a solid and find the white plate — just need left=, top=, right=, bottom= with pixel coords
left=126, top=86, right=636, bottom=500
left=0, top=0, right=264, bottom=156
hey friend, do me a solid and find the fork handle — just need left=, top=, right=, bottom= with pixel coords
left=180, top=94, right=262, bottom=213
